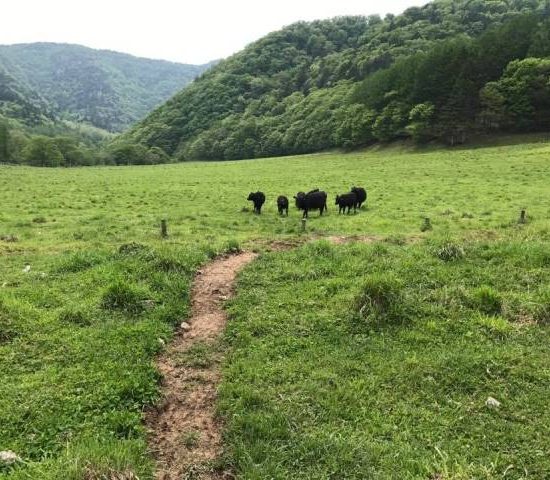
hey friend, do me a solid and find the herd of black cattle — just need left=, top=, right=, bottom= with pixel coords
left=247, top=187, right=367, bottom=218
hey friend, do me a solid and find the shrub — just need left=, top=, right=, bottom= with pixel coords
left=354, top=273, right=405, bottom=324
left=101, top=281, right=148, bottom=314
left=471, top=285, right=502, bottom=316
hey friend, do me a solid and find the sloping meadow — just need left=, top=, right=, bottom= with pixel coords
left=221, top=239, right=550, bottom=478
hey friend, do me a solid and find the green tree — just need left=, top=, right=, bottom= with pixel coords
left=0, top=120, right=9, bottom=163
left=24, top=136, right=64, bottom=167
left=406, top=103, right=435, bottom=144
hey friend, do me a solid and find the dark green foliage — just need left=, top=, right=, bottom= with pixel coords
left=125, top=0, right=550, bottom=160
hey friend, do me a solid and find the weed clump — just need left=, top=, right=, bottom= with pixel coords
left=354, top=274, right=405, bottom=324
left=101, top=281, right=148, bottom=314
left=32, top=216, right=47, bottom=224
left=471, top=285, right=502, bottom=316
left=435, top=242, right=465, bottom=262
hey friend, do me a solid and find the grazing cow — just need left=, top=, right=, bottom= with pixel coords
left=277, top=195, right=289, bottom=216
left=247, top=191, right=266, bottom=214
left=294, top=190, right=328, bottom=218
left=351, top=186, right=367, bottom=209
left=335, top=192, right=357, bottom=214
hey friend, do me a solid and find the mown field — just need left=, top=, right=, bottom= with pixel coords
left=1, top=139, right=550, bottom=479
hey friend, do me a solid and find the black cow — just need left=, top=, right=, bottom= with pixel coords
left=247, top=191, right=266, bottom=214
left=351, top=186, right=367, bottom=209
left=294, top=190, right=327, bottom=218
left=277, top=195, right=289, bottom=216
left=335, top=192, right=357, bottom=214
left=294, top=189, right=319, bottom=208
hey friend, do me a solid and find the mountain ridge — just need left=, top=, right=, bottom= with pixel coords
left=0, top=42, right=215, bottom=132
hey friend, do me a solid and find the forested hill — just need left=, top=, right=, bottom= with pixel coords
left=0, top=43, right=213, bottom=132
left=122, top=0, right=550, bottom=162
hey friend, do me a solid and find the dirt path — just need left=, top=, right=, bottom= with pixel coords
left=146, top=251, right=257, bottom=480
left=147, top=235, right=390, bottom=479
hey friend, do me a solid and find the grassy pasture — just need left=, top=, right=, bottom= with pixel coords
left=1, top=139, right=550, bottom=478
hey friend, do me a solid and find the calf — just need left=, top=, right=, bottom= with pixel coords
left=277, top=195, right=289, bottom=216
left=335, top=192, right=357, bottom=214
left=351, top=186, right=367, bottom=209
left=247, top=191, right=266, bottom=214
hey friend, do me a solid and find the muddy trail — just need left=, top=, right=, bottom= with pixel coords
left=147, top=235, right=389, bottom=479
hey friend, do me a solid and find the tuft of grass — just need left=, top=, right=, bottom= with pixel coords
left=225, top=239, right=242, bottom=254
left=100, top=281, right=148, bottom=314
left=420, top=217, right=433, bottom=232
left=58, top=307, right=91, bottom=327
left=471, top=285, right=502, bottom=316
left=434, top=241, right=465, bottom=261
left=181, top=430, right=200, bottom=450
left=354, top=273, right=405, bottom=324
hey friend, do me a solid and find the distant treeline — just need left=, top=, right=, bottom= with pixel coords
left=0, top=118, right=173, bottom=166
left=119, top=0, right=550, bottom=162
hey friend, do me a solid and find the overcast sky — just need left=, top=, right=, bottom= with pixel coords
left=2, top=0, right=428, bottom=64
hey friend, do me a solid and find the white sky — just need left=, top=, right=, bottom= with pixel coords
left=2, top=0, right=428, bottom=65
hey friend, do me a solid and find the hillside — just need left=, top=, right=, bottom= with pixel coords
left=0, top=43, right=213, bottom=132
left=124, top=0, right=550, bottom=161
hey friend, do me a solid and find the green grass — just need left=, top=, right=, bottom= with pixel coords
left=1, top=140, right=550, bottom=478
left=221, top=240, right=550, bottom=479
